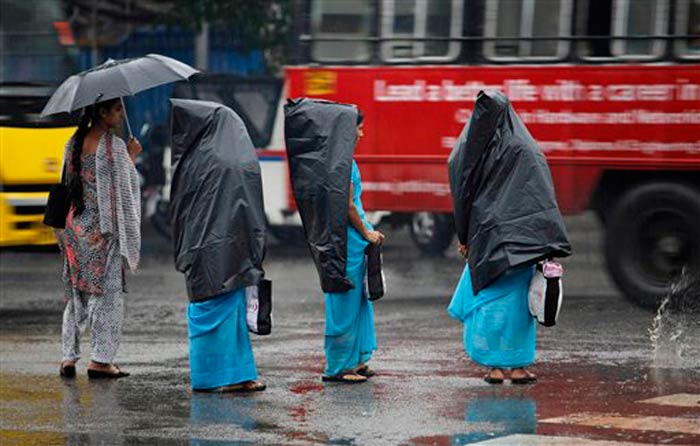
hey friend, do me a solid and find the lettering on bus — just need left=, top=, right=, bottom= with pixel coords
left=441, top=137, right=700, bottom=153
left=453, top=109, right=700, bottom=125
left=374, top=79, right=700, bottom=103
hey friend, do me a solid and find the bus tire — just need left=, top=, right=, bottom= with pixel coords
left=604, top=182, right=700, bottom=309
left=410, top=212, right=454, bottom=256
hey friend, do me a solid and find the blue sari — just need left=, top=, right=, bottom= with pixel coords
left=448, top=264, right=536, bottom=368
left=324, top=160, right=377, bottom=377
left=188, top=288, right=258, bottom=390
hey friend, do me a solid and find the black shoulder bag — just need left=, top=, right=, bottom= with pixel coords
left=43, top=160, right=70, bottom=229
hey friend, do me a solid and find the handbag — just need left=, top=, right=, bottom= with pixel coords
left=365, top=243, right=385, bottom=301
left=43, top=161, right=70, bottom=229
left=528, top=260, right=563, bottom=327
left=246, top=279, right=272, bottom=335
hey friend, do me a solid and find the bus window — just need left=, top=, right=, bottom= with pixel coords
left=576, top=0, right=613, bottom=58
left=380, top=0, right=463, bottom=62
left=675, top=0, right=700, bottom=58
left=612, top=0, right=668, bottom=58
left=484, top=0, right=572, bottom=61
left=577, top=0, right=668, bottom=60
left=310, top=0, right=374, bottom=63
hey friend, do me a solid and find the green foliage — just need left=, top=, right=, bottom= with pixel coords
left=162, top=0, right=290, bottom=50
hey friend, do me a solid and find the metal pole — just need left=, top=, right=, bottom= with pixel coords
left=195, top=22, right=210, bottom=70
left=121, top=97, right=133, bottom=139
left=91, top=1, right=100, bottom=66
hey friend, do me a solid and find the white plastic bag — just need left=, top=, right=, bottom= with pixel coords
left=528, top=260, right=563, bottom=327
left=245, top=279, right=272, bottom=335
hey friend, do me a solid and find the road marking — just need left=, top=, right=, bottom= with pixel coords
left=466, top=434, right=697, bottom=446
left=541, top=413, right=700, bottom=435
left=638, top=393, right=700, bottom=408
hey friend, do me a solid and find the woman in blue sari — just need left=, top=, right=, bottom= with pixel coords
left=446, top=91, right=571, bottom=385
left=170, top=99, right=267, bottom=393
left=322, top=112, right=385, bottom=384
left=448, top=247, right=537, bottom=384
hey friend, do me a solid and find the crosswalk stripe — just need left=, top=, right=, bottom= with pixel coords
left=465, top=434, right=697, bottom=446
left=637, top=393, right=700, bottom=408
left=541, top=413, right=700, bottom=435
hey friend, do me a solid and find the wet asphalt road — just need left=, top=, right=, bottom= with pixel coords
left=1, top=213, right=698, bottom=446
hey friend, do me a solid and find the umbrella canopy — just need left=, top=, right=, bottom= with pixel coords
left=41, top=53, right=198, bottom=117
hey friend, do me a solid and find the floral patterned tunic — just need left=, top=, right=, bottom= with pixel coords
left=57, top=154, right=120, bottom=296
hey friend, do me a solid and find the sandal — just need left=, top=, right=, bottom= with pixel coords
left=321, top=372, right=368, bottom=384
left=355, top=365, right=376, bottom=378
left=194, top=380, right=267, bottom=393
left=87, top=364, right=130, bottom=379
left=510, top=369, right=537, bottom=385
left=59, top=362, right=76, bottom=378
left=484, top=368, right=504, bottom=384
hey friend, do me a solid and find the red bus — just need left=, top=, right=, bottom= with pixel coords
left=248, top=0, right=700, bottom=308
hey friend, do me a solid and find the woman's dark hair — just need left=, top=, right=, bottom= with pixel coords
left=68, top=98, right=120, bottom=215
left=356, top=108, right=364, bottom=126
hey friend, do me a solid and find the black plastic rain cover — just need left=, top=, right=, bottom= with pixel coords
left=448, top=91, right=572, bottom=294
left=170, top=99, right=266, bottom=302
left=284, top=98, right=358, bottom=293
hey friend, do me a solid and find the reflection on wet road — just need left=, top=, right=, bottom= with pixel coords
left=1, top=214, right=698, bottom=445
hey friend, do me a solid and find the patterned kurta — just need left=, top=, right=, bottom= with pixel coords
left=57, top=154, right=121, bottom=296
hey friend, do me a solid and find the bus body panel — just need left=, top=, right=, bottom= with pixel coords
left=284, top=65, right=700, bottom=215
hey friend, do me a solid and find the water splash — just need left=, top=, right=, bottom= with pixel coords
left=649, top=268, right=700, bottom=369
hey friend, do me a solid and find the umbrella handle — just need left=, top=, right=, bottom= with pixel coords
left=120, top=97, right=133, bottom=139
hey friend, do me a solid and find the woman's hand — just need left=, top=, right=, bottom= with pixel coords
left=365, top=230, right=385, bottom=246
left=127, top=137, right=143, bottom=162
left=458, top=242, right=469, bottom=258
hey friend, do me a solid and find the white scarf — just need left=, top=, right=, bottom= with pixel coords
left=63, top=132, right=141, bottom=272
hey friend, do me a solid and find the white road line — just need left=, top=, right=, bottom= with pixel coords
left=637, top=394, right=700, bottom=408
left=541, top=413, right=700, bottom=435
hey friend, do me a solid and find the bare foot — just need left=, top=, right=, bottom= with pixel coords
left=87, top=361, right=122, bottom=374
left=511, top=368, right=537, bottom=384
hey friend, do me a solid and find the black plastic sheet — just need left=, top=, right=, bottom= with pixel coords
left=170, top=99, right=266, bottom=302
left=448, top=91, right=572, bottom=294
left=284, top=98, right=358, bottom=293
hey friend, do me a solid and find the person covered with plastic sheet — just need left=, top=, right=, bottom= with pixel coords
left=170, top=99, right=267, bottom=393
left=447, top=91, right=571, bottom=385
left=284, top=99, right=384, bottom=384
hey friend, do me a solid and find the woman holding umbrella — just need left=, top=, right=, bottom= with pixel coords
left=57, top=98, right=142, bottom=379
left=43, top=54, right=199, bottom=379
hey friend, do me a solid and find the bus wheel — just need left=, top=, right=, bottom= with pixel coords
left=605, top=182, right=700, bottom=309
left=410, top=212, right=454, bottom=256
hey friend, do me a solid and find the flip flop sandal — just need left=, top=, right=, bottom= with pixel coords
left=511, top=373, right=537, bottom=385
left=223, top=381, right=267, bottom=393
left=59, top=363, right=76, bottom=378
left=321, top=372, right=368, bottom=384
left=484, top=369, right=504, bottom=384
left=87, top=365, right=130, bottom=379
left=194, top=381, right=267, bottom=393
left=356, top=366, right=376, bottom=378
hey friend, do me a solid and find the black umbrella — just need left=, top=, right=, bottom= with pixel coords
left=41, top=53, right=198, bottom=136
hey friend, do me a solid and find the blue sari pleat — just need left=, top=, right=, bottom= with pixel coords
left=188, top=288, right=257, bottom=389
left=448, top=264, right=536, bottom=368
